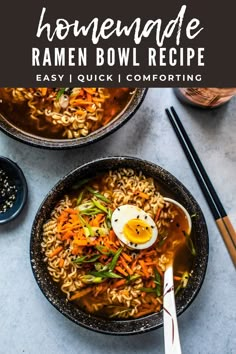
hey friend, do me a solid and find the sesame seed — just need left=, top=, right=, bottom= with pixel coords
left=0, top=169, right=17, bottom=214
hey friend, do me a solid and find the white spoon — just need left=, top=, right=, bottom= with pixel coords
left=163, top=198, right=192, bottom=354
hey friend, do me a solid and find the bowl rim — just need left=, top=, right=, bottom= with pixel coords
left=30, top=156, right=209, bottom=335
left=0, top=88, right=147, bottom=150
left=0, top=156, right=28, bottom=224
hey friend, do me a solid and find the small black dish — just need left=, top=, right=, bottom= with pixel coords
left=30, top=156, right=209, bottom=335
left=0, top=156, right=27, bottom=224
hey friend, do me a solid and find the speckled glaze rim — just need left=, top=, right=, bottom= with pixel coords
left=30, top=156, right=209, bottom=335
left=0, top=89, right=147, bottom=149
left=0, top=156, right=28, bottom=224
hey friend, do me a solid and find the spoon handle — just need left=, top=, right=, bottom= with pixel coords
left=163, top=265, right=182, bottom=354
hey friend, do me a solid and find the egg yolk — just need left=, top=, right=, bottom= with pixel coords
left=123, top=219, right=152, bottom=244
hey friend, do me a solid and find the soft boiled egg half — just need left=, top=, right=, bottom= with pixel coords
left=111, top=205, right=158, bottom=250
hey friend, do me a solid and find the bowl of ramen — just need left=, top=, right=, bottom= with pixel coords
left=30, top=157, right=209, bottom=334
left=0, top=88, right=146, bottom=149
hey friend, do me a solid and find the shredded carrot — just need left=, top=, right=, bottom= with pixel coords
left=102, top=116, right=113, bottom=126
left=73, top=239, right=96, bottom=247
left=49, top=246, right=63, bottom=258
left=59, top=258, right=64, bottom=268
left=130, top=258, right=137, bottom=271
left=115, top=266, right=128, bottom=277
left=39, top=88, right=47, bottom=96
left=122, top=252, right=132, bottom=263
left=139, top=260, right=150, bottom=278
left=71, top=246, right=79, bottom=255
left=119, top=257, right=133, bottom=275
left=70, top=287, right=92, bottom=301
left=83, top=88, right=96, bottom=95
left=65, top=208, right=78, bottom=214
left=145, top=261, right=158, bottom=266
left=109, top=230, right=117, bottom=242
left=61, top=231, right=74, bottom=240
left=112, top=279, right=126, bottom=288
left=174, top=276, right=182, bottom=281
left=155, top=264, right=164, bottom=278
left=134, top=191, right=149, bottom=199
left=155, top=208, right=162, bottom=222
left=81, top=298, right=94, bottom=312
left=139, top=192, right=149, bottom=199
left=90, top=213, right=105, bottom=227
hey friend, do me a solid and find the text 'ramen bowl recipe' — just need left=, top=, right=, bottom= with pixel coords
left=30, top=157, right=208, bottom=334
left=0, top=88, right=146, bottom=149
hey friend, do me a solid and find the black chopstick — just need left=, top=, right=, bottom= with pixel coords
left=166, top=107, right=236, bottom=267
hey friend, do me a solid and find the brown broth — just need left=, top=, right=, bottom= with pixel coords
left=157, top=204, right=193, bottom=270
left=0, top=88, right=134, bottom=139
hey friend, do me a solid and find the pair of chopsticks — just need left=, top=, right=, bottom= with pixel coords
left=165, top=106, right=236, bottom=267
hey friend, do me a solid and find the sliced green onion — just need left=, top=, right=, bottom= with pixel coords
left=73, top=254, right=100, bottom=264
left=154, top=269, right=161, bottom=296
left=183, top=231, right=196, bottom=256
left=56, top=88, right=66, bottom=100
left=72, top=178, right=91, bottom=190
left=90, top=271, right=122, bottom=279
left=83, top=227, right=90, bottom=237
left=140, top=287, right=157, bottom=293
left=127, top=274, right=141, bottom=283
left=76, top=190, right=84, bottom=206
left=78, top=214, right=93, bottom=236
left=92, top=227, right=109, bottom=237
left=80, top=275, right=104, bottom=284
left=108, top=248, right=123, bottom=271
left=94, top=262, right=109, bottom=272
left=80, top=208, right=102, bottom=216
left=96, top=245, right=115, bottom=256
left=92, top=199, right=109, bottom=214
left=86, top=223, right=94, bottom=237
left=86, top=186, right=111, bottom=203
left=106, top=208, right=113, bottom=229
left=175, top=271, right=190, bottom=295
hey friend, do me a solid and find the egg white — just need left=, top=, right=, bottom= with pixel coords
left=111, top=204, right=158, bottom=250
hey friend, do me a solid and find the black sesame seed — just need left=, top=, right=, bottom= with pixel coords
left=145, top=215, right=148, bottom=219
left=115, top=219, right=118, bottom=222
left=137, top=215, right=140, bottom=218
left=176, top=223, right=180, bottom=227
left=151, top=226, right=154, bottom=229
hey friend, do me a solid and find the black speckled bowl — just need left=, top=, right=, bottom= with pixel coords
left=30, top=157, right=209, bottom=335
left=0, top=89, right=146, bottom=149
